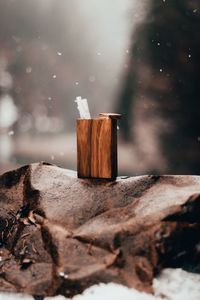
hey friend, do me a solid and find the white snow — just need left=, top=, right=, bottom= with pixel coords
left=153, top=268, right=200, bottom=300
left=89, top=76, right=96, bottom=83
left=8, top=130, right=15, bottom=136
left=73, top=283, right=156, bottom=300
left=0, top=293, right=33, bottom=300
left=26, top=67, right=32, bottom=74
left=1, top=268, right=200, bottom=300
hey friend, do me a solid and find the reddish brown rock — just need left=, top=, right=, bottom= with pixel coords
left=0, top=162, right=200, bottom=297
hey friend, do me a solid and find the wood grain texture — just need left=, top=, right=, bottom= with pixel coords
left=77, top=117, right=118, bottom=179
left=77, top=119, right=92, bottom=178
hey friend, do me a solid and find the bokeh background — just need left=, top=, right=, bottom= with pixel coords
left=0, top=0, right=200, bottom=176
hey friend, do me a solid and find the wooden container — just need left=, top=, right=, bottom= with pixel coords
left=77, top=113, right=121, bottom=180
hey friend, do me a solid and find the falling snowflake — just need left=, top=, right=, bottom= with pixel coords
left=75, top=81, right=79, bottom=86
left=26, top=66, right=32, bottom=74
left=89, top=76, right=96, bottom=83
left=57, top=52, right=62, bottom=56
left=52, top=75, right=57, bottom=79
left=8, top=130, right=14, bottom=136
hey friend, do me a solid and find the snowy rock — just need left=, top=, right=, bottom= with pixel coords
left=1, top=163, right=200, bottom=298
left=153, top=268, right=200, bottom=300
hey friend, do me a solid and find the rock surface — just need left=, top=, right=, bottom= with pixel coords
left=0, top=162, right=200, bottom=297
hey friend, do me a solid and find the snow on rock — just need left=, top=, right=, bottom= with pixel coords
left=0, top=286, right=154, bottom=300
left=1, top=268, right=200, bottom=300
left=0, top=293, right=33, bottom=300
left=46, top=297, right=68, bottom=300
left=73, top=283, right=155, bottom=300
left=153, top=268, right=200, bottom=300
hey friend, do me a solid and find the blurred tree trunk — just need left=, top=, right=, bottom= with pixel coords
left=118, top=0, right=200, bottom=174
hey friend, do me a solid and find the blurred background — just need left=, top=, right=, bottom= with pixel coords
left=0, top=0, right=200, bottom=176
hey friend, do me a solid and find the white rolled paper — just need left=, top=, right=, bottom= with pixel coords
left=75, top=96, right=91, bottom=119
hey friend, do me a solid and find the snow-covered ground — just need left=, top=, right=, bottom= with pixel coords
left=1, top=268, right=200, bottom=300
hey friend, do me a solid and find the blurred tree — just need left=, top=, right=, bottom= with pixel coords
left=118, top=0, right=200, bottom=174
left=0, top=0, right=96, bottom=135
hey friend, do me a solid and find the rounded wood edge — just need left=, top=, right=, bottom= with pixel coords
left=99, top=113, right=122, bottom=119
